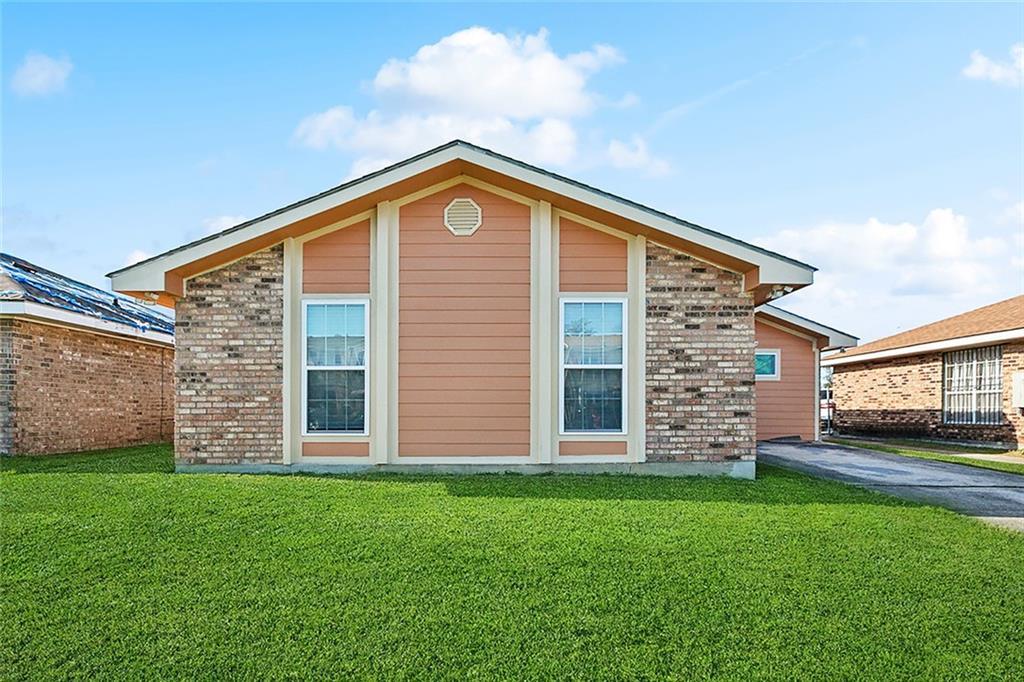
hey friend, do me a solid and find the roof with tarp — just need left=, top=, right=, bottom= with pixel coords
left=1, top=252, right=173, bottom=335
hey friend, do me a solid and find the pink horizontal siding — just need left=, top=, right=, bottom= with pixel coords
left=302, top=441, right=370, bottom=457
left=755, top=320, right=815, bottom=441
left=559, top=441, right=627, bottom=456
left=398, top=184, right=532, bottom=457
left=302, top=220, right=370, bottom=293
left=559, top=218, right=628, bottom=292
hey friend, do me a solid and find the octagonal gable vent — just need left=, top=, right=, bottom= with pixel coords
left=444, top=198, right=482, bottom=236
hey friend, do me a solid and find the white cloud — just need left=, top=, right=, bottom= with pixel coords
left=123, top=249, right=152, bottom=267
left=962, top=43, right=1023, bottom=87
left=11, top=52, right=73, bottom=97
left=372, top=27, right=620, bottom=119
left=607, top=136, right=670, bottom=176
left=293, top=26, right=641, bottom=177
left=202, top=215, right=247, bottom=234
left=755, top=208, right=1020, bottom=339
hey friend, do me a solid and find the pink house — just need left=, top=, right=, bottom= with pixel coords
left=109, top=141, right=853, bottom=477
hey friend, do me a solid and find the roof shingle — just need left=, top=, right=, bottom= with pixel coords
left=838, top=294, right=1023, bottom=359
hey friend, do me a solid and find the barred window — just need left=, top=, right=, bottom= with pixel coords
left=943, top=346, right=1002, bottom=425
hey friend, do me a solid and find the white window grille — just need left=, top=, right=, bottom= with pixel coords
left=943, top=345, right=1002, bottom=425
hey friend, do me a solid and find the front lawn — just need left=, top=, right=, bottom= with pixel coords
left=3, top=445, right=1022, bottom=679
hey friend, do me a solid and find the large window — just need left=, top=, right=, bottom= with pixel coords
left=561, top=299, right=626, bottom=433
left=943, top=345, right=1002, bottom=425
left=303, top=300, right=368, bottom=434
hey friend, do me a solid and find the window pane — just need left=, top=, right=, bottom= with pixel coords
left=307, top=305, right=326, bottom=338
left=346, top=304, right=365, bottom=338
left=324, top=334, right=346, bottom=366
left=582, top=304, right=603, bottom=363
left=308, top=369, right=328, bottom=401
left=307, top=336, right=326, bottom=366
left=307, top=399, right=328, bottom=432
left=564, top=368, right=622, bottom=432
left=755, top=353, right=777, bottom=376
left=602, top=302, right=623, bottom=364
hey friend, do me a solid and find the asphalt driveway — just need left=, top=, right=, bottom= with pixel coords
left=759, top=441, right=1024, bottom=530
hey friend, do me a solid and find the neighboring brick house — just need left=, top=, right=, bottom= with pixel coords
left=824, top=295, right=1024, bottom=448
left=0, top=254, right=174, bottom=455
left=109, top=140, right=829, bottom=478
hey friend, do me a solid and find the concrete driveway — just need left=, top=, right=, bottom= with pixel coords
left=759, top=441, right=1024, bottom=530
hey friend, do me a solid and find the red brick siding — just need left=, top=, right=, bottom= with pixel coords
left=1, top=318, right=173, bottom=455
left=832, top=342, right=1023, bottom=447
left=175, top=245, right=284, bottom=465
left=645, top=243, right=756, bottom=462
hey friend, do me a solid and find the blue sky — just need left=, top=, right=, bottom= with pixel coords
left=3, top=2, right=1022, bottom=340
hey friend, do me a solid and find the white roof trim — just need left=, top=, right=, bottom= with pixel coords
left=822, top=327, right=1024, bottom=366
left=109, top=141, right=815, bottom=295
left=756, top=304, right=858, bottom=350
left=0, top=301, right=175, bottom=346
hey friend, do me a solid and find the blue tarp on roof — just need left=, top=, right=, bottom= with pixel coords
left=0, top=252, right=174, bottom=335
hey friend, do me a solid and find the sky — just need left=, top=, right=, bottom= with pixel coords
left=2, top=2, right=1022, bottom=341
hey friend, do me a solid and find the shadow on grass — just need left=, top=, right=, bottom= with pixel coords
left=428, top=466, right=914, bottom=506
left=0, top=444, right=174, bottom=474
left=3, top=443, right=911, bottom=507
left=278, top=466, right=913, bottom=507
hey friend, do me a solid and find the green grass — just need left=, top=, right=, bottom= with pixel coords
left=3, top=445, right=1023, bottom=679
left=828, top=437, right=1024, bottom=476
left=0, top=443, right=174, bottom=474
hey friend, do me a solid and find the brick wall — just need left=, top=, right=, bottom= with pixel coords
left=832, top=342, right=1023, bottom=447
left=175, top=244, right=284, bottom=465
left=1, top=318, right=173, bottom=455
left=645, top=243, right=757, bottom=463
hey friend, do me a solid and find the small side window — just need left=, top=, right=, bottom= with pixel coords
left=755, top=350, right=780, bottom=380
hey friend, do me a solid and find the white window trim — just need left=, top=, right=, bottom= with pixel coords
left=558, top=297, right=628, bottom=436
left=755, top=349, right=781, bottom=381
left=301, top=298, right=370, bottom=437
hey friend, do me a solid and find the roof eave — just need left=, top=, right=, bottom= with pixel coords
left=822, top=327, right=1024, bottom=366
left=110, top=140, right=816, bottom=298
left=756, top=304, right=859, bottom=350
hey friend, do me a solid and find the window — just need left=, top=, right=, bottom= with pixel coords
left=303, top=300, right=368, bottom=434
left=943, top=346, right=1002, bottom=425
left=560, top=299, right=626, bottom=433
left=755, top=350, right=780, bottom=380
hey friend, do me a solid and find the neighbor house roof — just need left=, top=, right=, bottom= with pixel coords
left=108, top=140, right=816, bottom=306
left=823, top=294, right=1024, bottom=367
left=0, top=253, right=174, bottom=345
left=755, top=304, right=858, bottom=350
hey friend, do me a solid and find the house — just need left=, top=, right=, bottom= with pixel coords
left=823, top=295, right=1024, bottom=448
left=110, top=140, right=830, bottom=478
left=754, top=304, right=857, bottom=441
left=1, top=253, right=174, bottom=455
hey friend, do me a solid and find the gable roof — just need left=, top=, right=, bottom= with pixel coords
left=755, top=303, right=858, bottom=350
left=108, top=140, right=816, bottom=304
left=824, top=294, right=1024, bottom=366
left=1, top=252, right=174, bottom=344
